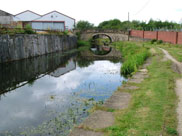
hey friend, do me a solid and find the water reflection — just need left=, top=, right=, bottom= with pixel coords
left=0, top=51, right=126, bottom=136
left=90, top=34, right=112, bottom=55
left=0, top=52, right=76, bottom=95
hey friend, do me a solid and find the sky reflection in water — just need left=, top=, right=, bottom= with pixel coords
left=0, top=56, right=125, bottom=136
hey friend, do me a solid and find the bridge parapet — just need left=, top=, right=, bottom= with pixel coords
left=74, top=29, right=129, bottom=34
left=79, top=29, right=129, bottom=42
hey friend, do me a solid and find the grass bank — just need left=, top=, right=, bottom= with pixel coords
left=102, top=47, right=179, bottom=136
left=77, top=40, right=91, bottom=51
left=157, top=44, right=182, bottom=62
left=112, top=41, right=150, bottom=76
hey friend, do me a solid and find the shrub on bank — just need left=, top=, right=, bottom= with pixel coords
left=112, top=41, right=150, bottom=76
left=0, top=24, right=36, bottom=34
left=24, top=24, right=36, bottom=34
left=77, top=40, right=91, bottom=47
left=121, top=49, right=150, bottom=75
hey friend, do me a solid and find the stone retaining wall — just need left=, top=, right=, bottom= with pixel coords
left=0, top=34, right=77, bottom=63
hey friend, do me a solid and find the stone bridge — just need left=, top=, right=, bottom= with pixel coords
left=77, top=29, right=129, bottom=42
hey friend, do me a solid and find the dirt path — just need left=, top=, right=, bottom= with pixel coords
left=160, top=48, right=182, bottom=136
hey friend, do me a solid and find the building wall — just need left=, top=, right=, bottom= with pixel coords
left=14, top=10, right=41, bottom=21
left=32, top=22, right=65, bottom=30
left=0, top=10, right=14, bottom=25
left=0, top=16, right=14, bottom=24
left=0, top=34, right=77, bottom=63
left=0, top=10, right=12, bottom=16
left=34, top=11, right=75, bottom=30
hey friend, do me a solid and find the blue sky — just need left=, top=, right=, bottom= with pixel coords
left=1, top=0, right=182, bottom=25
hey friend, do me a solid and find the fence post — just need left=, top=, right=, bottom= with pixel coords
left=176, top=32, right=178, bottom=44
left=156, top=31, right=158, bottom=40
left=142, top=30, right=144, bottom=39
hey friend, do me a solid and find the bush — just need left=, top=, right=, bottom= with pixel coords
left=24, top=24, right=36, bottom=34
left=75, top=20, right=94, bottom=30
left=77, top=40, right=91, bottom=47
left=151, top=39, right=157, bottom=44
left=157, top=40, right=163, bottom=44
left=112, top=41, right=150, bottom=76
left=121, top=49, right=150, bottom=76
left=76, top=32, right=81, bottom=40
left=63, top=30, right=69, bottom=35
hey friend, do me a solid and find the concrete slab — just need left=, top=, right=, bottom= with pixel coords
left=68, top=128, right=104, bottom=136
left=103, top=91, right=131, bottom=110
left=122, top=85, right=139, bottom=90
left=80, top=110, right=114, bottom=129
left=128, top=78, right=144, bottom=84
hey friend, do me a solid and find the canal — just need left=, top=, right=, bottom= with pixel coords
left=0, top=51, right=126, bottom=136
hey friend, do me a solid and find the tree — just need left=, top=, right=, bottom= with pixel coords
left=98, top=19, right=122, bottom=29
left=75, top=20, right=94, bottom=30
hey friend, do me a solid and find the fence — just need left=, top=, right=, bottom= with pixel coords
left=130, top=30, right=182, bottom=44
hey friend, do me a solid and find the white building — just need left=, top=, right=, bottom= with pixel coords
left=14, top=10, right=75, bottom=31
left=14, top=10, right=41, bottom=28
left=32, top=11, right=75, bottom=31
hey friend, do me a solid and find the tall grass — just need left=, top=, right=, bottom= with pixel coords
left=77, top=40, right=91, bottom=48
left=112, top=42, right=150, bottom=76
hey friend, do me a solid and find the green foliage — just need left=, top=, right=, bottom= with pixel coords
left=97, top=18, right=182, bottom=31
left=63, top=30, right=69, bottom=35
left=0, top=24, right=36, bottom=35
left=76, top=32, right=81, bottom=40
left=76, top=57, right=94, bottom=68
left=112, top=42, right=150, bottom=76
left=24, top=24, right=36, bottom=34
left=98, top=19, right=124, bottom=29
left=151, top=39, right=163, bottom=44
left=157, top=40, right=163, bottom=44
left=151, top=39, right=157, bottom=44
left=75, top=20, right=94, bottom=30
left=77, top=40, right=91, bottom=47
left=166, top=127, right=178, bottom=135
left=121, top=50, right=150, bottom=75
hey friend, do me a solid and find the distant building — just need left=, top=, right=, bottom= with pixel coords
left=0, top=10, right=75, bottom=31
left=14, top=10, right=41, bottom=28
left=0, top=10, right=19, bottom=27
left=32, top=11, right=75, bottom=31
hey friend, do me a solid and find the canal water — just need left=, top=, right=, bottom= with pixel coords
left=0, top=51, right=126, bottom=136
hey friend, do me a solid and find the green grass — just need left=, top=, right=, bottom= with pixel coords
left=103, top=48, right=179, bottom=136
left=158, top=44, right=182, bottom=62
left=112, top=41, right=150, bottom=76
left=77, top=40, right=91, bottom=47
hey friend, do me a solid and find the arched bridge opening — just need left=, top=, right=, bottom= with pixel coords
left=90, top=33, right=112, bottom=56
left=92, top=33, right=112, bottom=44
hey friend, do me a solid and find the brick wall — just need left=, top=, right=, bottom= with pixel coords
left=130, top=30, right=144, bottom=38
left=144, top=31, right=157, bottom=39
left=158, top=31, right=177, bottom=44
left=177, top=32, right=182, bottom=44
left=130, top=30, right=182, bottom=44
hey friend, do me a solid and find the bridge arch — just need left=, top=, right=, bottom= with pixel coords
left=92, top=33, right=112, bottom=43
